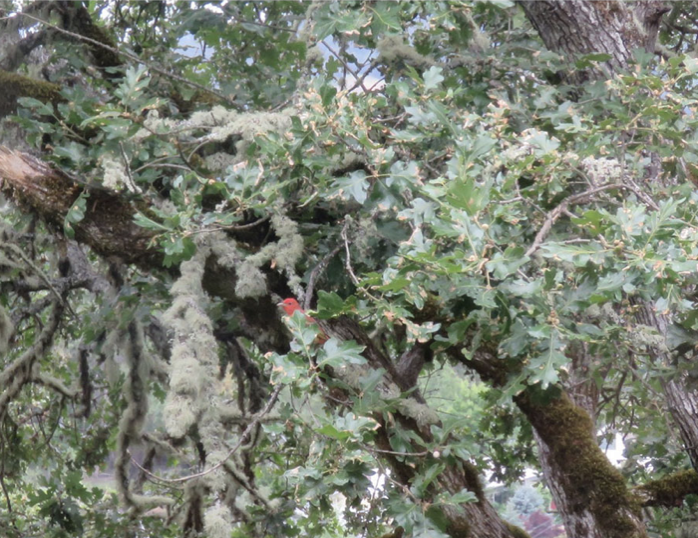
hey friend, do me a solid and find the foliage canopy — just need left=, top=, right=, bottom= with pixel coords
left=2, top=1, right=698, bottom=538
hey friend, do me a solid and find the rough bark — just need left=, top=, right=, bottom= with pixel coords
left=0, top=147, right=159, bottom=267
left=664, top=380, right=698, bottom=469
left=520, top=1, right=669, bottom=81
left=632, top=300, right=698, bottom=469
left=515, top=391, right=645, bottom=538
left=518, top=3, right=670, bottom=537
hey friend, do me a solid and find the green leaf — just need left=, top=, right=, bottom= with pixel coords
left=371, top=1, right=402, bottom=34
left=316, top=290, right=345, bottom=318
left=446, top=489, right=478, bottom=504
left=423, top=66, right=445, bottom=91
left=486, top=247, right=529, bottom=279
left=334, top=170, right=370, bottom=204
left=317, top=338, right=366, bottom=368
left=133, top=213, right=171, bottom=232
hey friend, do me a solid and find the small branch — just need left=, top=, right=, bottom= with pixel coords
left=635, top=469, right=698, bottom=507
left=358, top=442, right=429, bottom=458
left=0, top=300, right=65, bottom=418
left=304, top=244, right=342, bottom=311
left=0, top=28, right=48, bottom=71
left=321, top=40, right=366, bottom=92
left=0, top=472, right=13, bottom=524
left=118, top=142, right=140, bottom=194
left=30, top=373, right=77, bottom=399
left=132, top=384, right=283, bottom=485
left=525, top=183, right=621, bottom=257
left=17, top=11, right=242, bottom=111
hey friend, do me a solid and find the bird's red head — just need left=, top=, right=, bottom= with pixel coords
left=278, top=298, right=302, bottom=316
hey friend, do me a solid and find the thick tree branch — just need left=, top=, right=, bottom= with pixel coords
left=635, top=469, right=698, bottom=507
left=0, top=29, right=48, bottom=71
left=0, top=69, right=61, bottom=117
left=0, top=147, right=160, bottom=268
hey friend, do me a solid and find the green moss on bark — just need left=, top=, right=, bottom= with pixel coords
left=516, top=391, right=645, bottom=538
left=505, top=522, right=531, bottom=538
left=0, top=70, right=62, bottom=117
left=636, top=469, right=698, bottom=507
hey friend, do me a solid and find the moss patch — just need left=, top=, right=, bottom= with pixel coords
left=0, top=70, right=62, bottom=117
left=516, top=390, right=645, bottom=538
left=636, top=469, right=698, bottom=507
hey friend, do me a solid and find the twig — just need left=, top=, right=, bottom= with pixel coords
left=118, top=142, right=141, bottom=194
left=358, top=442, right=429, bottom=458
left=131, top=384, right=283, bottom=485
left=304, top=245, right=342, bottom=311
left=18, top=11, right=242, bottom=111
left=182, top=216, right=271, bottom=236
left=341, top=222, right=360, bottom=287
left=525, top=183, right=621, bottom=257
left=341, top=220, right=381, bottom=302
left=321, top=40, right=366, bottom=93
left=0, top=472, right=14, bottom=530
left=622, top=176, right=660, bottom=211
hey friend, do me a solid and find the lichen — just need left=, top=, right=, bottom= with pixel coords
left=397, top=398, right=441, bottom=429
left=581, top=156, right=623, bottom=184
left=101, top=153, right=138, bottom=192
left=184, top=105, right=293, bottom=158
left=234, top=213, right=305, bottom=299
left=234, top=262, right=268, bottom=299
left=111, top=320, right=173, bottom=509
left=0, top=304, right=13, bottom=354
left=161, top=244, right=220, bottom=438
left=505, top=521, right=532, bottom=538
left=377, top=35, right=436, bottom=69
left=204, top=503, right=233, bottom=538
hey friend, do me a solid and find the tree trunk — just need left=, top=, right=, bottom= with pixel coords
left=520, top=1, right=669, bottom=81
left=515, top=392, right=645, bottom=538
left=518, top=3, right=671, bottom=537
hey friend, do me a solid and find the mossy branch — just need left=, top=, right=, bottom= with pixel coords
left=0, top=69, right=62, bottom=118
left=635, top=469, right=698, bottom=507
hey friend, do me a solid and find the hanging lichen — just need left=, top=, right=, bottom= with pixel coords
left=139, top=106, right=293, bottom=172
left=111, top=320, right=172, bottom=509
left=0, top=303, right=13, bottom=355
left=204, top=503, right=234, bottom=538
left=377, top=35, right=436, bottom=69
left=161, top=243, right=221, bottom=438
left=234, top=213, right=305, bottom=299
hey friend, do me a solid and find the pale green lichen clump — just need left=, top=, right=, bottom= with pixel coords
left=161, top=243, right=220, bottom=438
left=161, top=234, right=243, bottom=505
left=235, top=213, right=304, bottom=299
left=204, top=503, right=234, bottom=538
left=377, top=35, right=436, bottom=69
left=135, top=106, right=293, bottom=172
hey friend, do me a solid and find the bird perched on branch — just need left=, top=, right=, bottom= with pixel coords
left=278, top=298, right=328, bottom=344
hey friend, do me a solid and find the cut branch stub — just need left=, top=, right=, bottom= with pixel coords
left=0, top=147, right=160, bottom=268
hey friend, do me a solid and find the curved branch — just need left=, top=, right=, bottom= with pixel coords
left=0, top=299, right=65, bottom=418
left=0, top=29, right=48, bottom=71
left=0, top=69, right=61, bottom=117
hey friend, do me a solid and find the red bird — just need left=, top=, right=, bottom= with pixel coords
left=278, top=298, right=328, bottom=344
